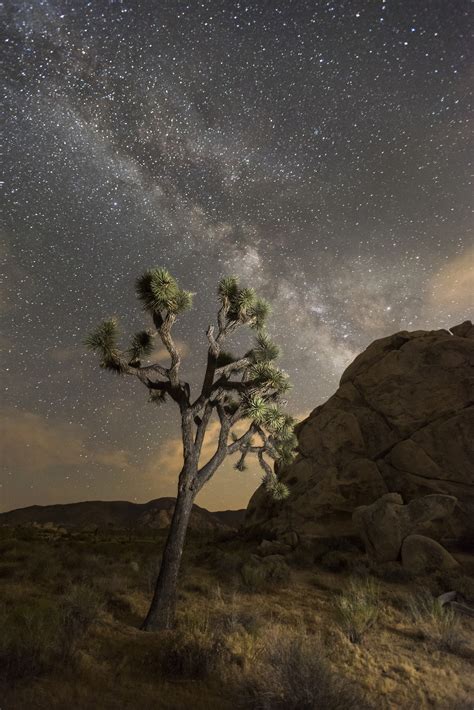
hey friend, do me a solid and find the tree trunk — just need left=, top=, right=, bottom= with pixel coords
left=142, top=480, right=195, bottom=631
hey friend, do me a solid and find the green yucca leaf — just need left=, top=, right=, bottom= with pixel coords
left=135, top=268, right=179, bottom=313
left=271, top=480, right=290, bottom=501
left=249, top=362, right=290, bottom=394
left=236, top=287, right=256, bottom=314
left=249, top=297, right=271, bottom=330
left=85, top=318, right=119, bottom=353
left=218, top=276, right=239, bottom=305
left=262, top=471, right=290, bottom=500
left=262, top=405, right=286, bottom=431
left=128, top=330, right=154, bottom=361
left=170, top=289, right=193, bottom=314
left=244, top=394, right=268, bottom=425
left=248, top=332, right=281, bottom=363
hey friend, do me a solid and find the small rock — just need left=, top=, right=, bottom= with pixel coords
left=401, top=534, right=459, bottom=575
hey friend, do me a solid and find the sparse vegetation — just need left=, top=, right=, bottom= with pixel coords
left=232, top=625, right=370, bottom=710
left=408, top=590, right=465, bottom=653
left=0, top=526, right=473, bottom=709
left=333, top=577, right=380, bottom=643
left=240, top=556, right=291, bottom=592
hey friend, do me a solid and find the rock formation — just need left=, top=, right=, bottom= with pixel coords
left=352, top=492, right=457, bottom=562
left=245, top=323, right=474, bottom=542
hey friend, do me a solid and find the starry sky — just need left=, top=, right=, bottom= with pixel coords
left=1, top=0, right=472, bottom=513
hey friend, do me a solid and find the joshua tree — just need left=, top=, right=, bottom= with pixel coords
left=86, top=268, right=297, bottom=631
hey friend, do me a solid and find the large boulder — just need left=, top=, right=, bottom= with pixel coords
left=401, top=534, right=459, bottom=575
left=352, top=493, right=457, bottom=562
left=245, top=323, right=474, bottom=542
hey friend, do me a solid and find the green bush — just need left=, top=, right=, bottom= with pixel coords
left=334, top=578, right=380, bottom=643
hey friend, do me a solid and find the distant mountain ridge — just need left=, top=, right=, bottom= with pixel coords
left=0, top=498, right=246, bottom=531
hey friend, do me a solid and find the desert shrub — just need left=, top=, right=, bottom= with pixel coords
left=334, top=578, right=380, bottom=643
left=241, top=557, right=290, bottom=592
left=233, top=626, right=370, bottom=710
left=408, top=591, right=464, bottom=653
left=61, top=584, right=103, bottom=642
left=24, top=549, right=64, bottom=584
left=159, top=629, right=220, bottom=679
left=153, top=613, right=232, bottom=681
left=241, top=562, right=268, bottom=591
left=0, top=600, right=65, bottom=684
left=213, top=594, right=262, bottom=635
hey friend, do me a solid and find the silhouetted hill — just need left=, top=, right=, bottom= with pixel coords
left=0, top=498, right=246, bottom=531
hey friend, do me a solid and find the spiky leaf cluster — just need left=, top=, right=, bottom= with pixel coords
left=243, top=394, right=268, bottom=425
left=243, top=394, right=298, bottom=468
left=135, top=268, right=193, bottom=316
left=249, top=362, right=290, bottom=393
left=271, top=413, right=298, bottom=466
left=227, top=287, right=256, bottom=323
left=218, top=276, right=239, bottom=306
left=128, top=330, right=154, bottom=363
left=85, top=319, right=127, bottom=373
left=218, top=276, right=270, bottom=330
left=248, top=298, right=270, bottom=330
left=262, top=471, right=290, bottom=501
left=248, top=331, right=280, bottom=363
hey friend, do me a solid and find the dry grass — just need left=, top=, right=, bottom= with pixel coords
left=0, top=526, right=473, bottom=710
left=333, top=577, right=380, bottom=643
left=408, top=590, right=466, bottom=653
left=231, top=625, right=372, bottom=709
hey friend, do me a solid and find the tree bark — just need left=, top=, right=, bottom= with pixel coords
left=142, top=478, right=195, bottom=631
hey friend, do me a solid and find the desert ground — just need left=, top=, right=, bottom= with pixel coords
left=1, top=524, right=473, bottom=710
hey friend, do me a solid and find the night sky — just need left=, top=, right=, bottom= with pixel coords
left=2, top=0, right=472, bottom=512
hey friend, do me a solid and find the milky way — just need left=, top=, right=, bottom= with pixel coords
left=2, top=0, right=472, bottom=511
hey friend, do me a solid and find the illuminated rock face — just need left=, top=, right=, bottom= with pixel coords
left=245, top=323, right=474, bottom=543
